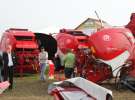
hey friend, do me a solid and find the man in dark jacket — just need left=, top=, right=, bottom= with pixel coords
left=3, top=45, right=17, bottom=89
left=0, top=51, right=3, bottom=82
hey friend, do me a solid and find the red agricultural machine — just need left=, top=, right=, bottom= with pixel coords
left=0, top=28, right=57, bottom=75
left=0, top=28, right=39, bottom=74
left=56, top=28, right=135, bottom=92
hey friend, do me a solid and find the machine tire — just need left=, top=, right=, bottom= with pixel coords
left=106, top=94, right=113, bottom=100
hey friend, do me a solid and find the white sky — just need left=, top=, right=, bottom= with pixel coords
left=0, top=0, right=135, bottom=34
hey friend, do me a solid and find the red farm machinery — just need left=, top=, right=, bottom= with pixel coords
left=0, top=28, right=39, bottom=74
left=1, top=26, right=135, bottom=92
left=0, top=28, right=57, bottom=76
left=56, top=28, right=135, bottom=92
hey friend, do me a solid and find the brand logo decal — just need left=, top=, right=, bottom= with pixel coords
left=103, top=34, right=111, bottom=41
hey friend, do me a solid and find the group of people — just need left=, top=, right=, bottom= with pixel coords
left=39, top=47, right=76, bottom=80
left=0, top=46, right=49, bottom=90
left=0, top=45, right=76, bottom=90
left=0, top=45, right=17, bottom=89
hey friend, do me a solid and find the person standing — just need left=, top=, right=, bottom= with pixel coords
left=54, top=54, right=61, bottom=71
left=63, top=49, right=76, bottom=79
left=0, top=51, right=3, bottom=82
left=3, top=45, right=17, bottom=89
left=38, top=47, right=48, bottom=81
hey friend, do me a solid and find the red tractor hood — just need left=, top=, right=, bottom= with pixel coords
left=15, top=41, right=38, bottom=48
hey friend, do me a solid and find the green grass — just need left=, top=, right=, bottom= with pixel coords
left=0, top=74, right=135, bottom=100
left=0, top=74, right=55, bottom=100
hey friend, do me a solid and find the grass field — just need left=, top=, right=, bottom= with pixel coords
left=0, top=74, right=53, bottom=100
left=0, top=74, right=135, bottom=100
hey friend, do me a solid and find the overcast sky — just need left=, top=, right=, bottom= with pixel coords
left=0, top=0, right=135, bottom=34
